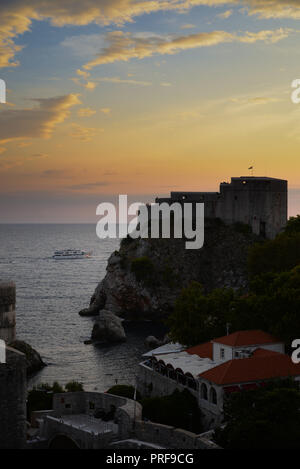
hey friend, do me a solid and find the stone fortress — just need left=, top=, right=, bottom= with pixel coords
left=156, top=176, right=288, bottom=239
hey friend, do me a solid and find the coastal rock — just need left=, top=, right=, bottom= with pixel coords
left=9, top=340, right=46, bottom=376
left=80, top=220, right=259, bottom=322
left=91, top=309, right=126, bottom=343
left=144, top=336, right=163, bottom=348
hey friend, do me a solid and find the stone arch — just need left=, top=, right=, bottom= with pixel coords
left=158, top=360, right=167, bottom=376
left=175, top=368, right=186, bottom=385
left=200, top=383, right=208, bottom=400
left=209, top=387, right=217, bottom=405
left=185, top=372, right=197, bottom=390
left=48, top=433, right=80, bottom=449
left=166, top=363, right=176, bottom=380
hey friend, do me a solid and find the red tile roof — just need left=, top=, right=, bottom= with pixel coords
left=186, top=342, right=213, bottom=359
left=213, top=330, right=280, bottom=347
left=199, top=353, right=300, bottom=385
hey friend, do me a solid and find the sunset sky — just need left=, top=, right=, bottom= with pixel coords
left=1, top=0, right=300, bottom=222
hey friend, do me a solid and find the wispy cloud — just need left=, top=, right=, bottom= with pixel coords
left=82, top=28, right=293, bottom=70
left=217, top=9, right=233, bottom=18
left=77, top=107, right=96, bottom=117
left=99, top=76, right=152, bottom=86
left=0, top=94, right=81, bottom=145
left=69, top=123, right=102, bottom=141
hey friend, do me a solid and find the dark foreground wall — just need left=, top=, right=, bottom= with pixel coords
left=0, top=346, right=27, bottom=448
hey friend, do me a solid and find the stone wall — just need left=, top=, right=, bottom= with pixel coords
left=134, top=420, right=220, bottom=449
left=38, top=391, right=219, bottom=449
left=0, top=346, right=27, bottom=448
left=0, top=281, right=16, bottom=343
left=137, top=363, right=223, bottom=430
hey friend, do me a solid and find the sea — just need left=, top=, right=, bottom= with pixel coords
left=0, top=224, right=165, bottom=391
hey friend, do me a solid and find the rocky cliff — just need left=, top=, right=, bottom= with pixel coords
left=80, top=219, right=259, bottom=322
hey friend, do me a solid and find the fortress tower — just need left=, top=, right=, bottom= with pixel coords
left=0, top=281, right=16, bottom=343
left=156, top=176, right=288, bottom=239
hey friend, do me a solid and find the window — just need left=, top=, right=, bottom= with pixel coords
left=220, top=348, right=225, bottom=359
left=89, top=401, right=95, bottom=410
left=210, top=387, right=217, bottom=405
left=201, top=383, right=208, bottom=400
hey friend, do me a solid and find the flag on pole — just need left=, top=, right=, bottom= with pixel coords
left=248, top=166, right=253, bottom=170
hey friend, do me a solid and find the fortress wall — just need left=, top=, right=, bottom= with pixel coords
left=156, top=177, right=287, bottom=239
left=0, top=281, right=16, bottom=343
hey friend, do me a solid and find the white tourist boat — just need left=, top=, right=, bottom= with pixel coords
left=52, top=249, right=92, bottom=260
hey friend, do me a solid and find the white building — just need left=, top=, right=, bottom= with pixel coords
left=137, top=330, right=300, bottom=430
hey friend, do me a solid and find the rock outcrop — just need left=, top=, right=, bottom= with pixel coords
left=9, top=340, right=46, bottom=376
left=80, top=219, right=259, bottom=322
left=91, top=309, right=126, bottom=343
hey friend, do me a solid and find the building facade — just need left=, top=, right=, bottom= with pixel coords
left=137, top=330, right=300, bottom=430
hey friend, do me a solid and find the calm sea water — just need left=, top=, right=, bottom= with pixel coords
left=0, top=224, right=164, bottom=391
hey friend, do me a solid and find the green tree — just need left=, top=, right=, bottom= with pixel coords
left=107, top=384, right=141, bottom=401
left=285, top=215, right=300, bottom=234
left=65, top=381, right=84, bottom=392
left=131, top=256, right=155, bottom=285
left=142, top=389, right=202, bottom=434
left=214, top=381, right=300, bottom=449
left=168, top=282, right=235, bottom=346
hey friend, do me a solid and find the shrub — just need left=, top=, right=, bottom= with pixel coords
left=142, top=389, right=202, bottom=433
left=107, top=384, right=141, bottom=401
left=233, top=222, right=251, bottom=235
left=65, top=381, right=84, bottom=392
left=131, top=256, right=155, bottom=284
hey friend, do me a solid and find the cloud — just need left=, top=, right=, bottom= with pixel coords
left=100, top=107, right=111, bottom=114
left=0, top=0, right=235, bottom=69
left=180, top=24, right=196, bottom=29
left=247, top=0, right=300, bottom=19
left=82, top=28, right=292, bottom=70
left=77, top=107, right=96, bottom=117
left=1, top=0, right=298, bottom=70
left=67, top=181, right=110, bottom=190
left=99, top=76, right=152, bottom=86
left=217, top=9, right=233, bottom=18
left=69, top=123, right=102, bottom=141
left=41, top=169, right=69, bottom=178
left=0, top=94, right=81, bottom=145
left=31, top=152, right=48, bottom=159
left=230, top=96, right=280, bottom=105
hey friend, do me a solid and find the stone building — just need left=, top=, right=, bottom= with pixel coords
left=137, top=330, right=300, bottom=430
left=0, top=281, right=27, bottom=449
left=156, top=176, right=288, bottom=239
left=0, top=281, right=16, bottom=343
